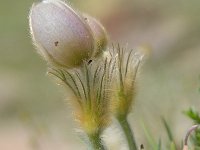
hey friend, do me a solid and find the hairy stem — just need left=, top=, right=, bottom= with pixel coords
left=88, top=133, right=106, bottom=150
left=117, top=116, right=137, bottom=150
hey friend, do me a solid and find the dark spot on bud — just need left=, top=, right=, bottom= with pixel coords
left=88, top=59, right=92, bottom=64
left=84, top=18, right=87, bottom=21
left=140, top=144, right=144, bottom=149
left=55, top=41, right=59, bottom=46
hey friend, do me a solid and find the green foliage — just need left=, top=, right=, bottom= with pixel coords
left=141, top=121, right=161, bottom=150
left=185, top=108, right=200, bottom=149
left=162, top=118, right=174, bottom=142
left=169, top=142, right=177, bottom=150
left=185, top=108, right=200, bottom=124
left=162, top=118, right=178, bottom=150
left=157, top=139, right=162, bottom=150
left=142, top=118, right=180, bottom=150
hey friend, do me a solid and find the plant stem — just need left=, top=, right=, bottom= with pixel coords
left=88, top=133, right=106, bottom=150
left=117, top=116, right=137, bottom=150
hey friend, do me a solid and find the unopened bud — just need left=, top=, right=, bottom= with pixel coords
left=83, top=14, right=108, bottom=57
left=29, top=0, right=95, bottom=68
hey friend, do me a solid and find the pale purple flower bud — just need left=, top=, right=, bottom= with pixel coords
left=83, top=14, right=108, bottom=57
left=29, top=0, right=95, bottom=68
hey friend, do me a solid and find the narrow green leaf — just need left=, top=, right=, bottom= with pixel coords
left=170, top=142, right=176, bottom=150
left=157, top=138, right=161, bottom=150
left=162, top=118, right=173, bottom=142
left=141, top=121, right=157, bottom=150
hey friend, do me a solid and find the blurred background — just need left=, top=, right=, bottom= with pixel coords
left=0, top=0, right=200, bottom=149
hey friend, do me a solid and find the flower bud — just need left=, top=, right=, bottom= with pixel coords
left=29, top=0, right=95, bottom=68
left=83, top=14, right=108, bottom=57
left=109, top=45, right=143, bottom=118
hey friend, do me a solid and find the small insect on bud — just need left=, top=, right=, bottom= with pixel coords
left=83, top=14, right=108, bottom=57
left=29, top=0, right=95, bottom=68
